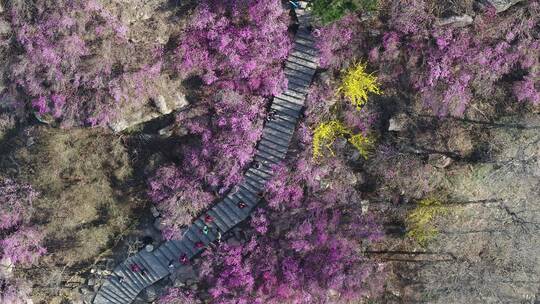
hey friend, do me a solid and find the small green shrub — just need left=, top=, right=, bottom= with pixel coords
left=310, top=0, right=379, bottom=24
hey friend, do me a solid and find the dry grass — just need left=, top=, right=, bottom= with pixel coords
left=7, top=127, right=146, bottom=303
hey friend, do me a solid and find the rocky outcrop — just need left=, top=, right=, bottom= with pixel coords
left=436, top=14, right=474, bottom=27
left=485, top=0, right=525, bottom=12
left=108, top=78, right=189, bottom=132
left=102, top=0, right=191, bottom=132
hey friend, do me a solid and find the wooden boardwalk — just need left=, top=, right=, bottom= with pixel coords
left=92, top=3, right=317, bottom=303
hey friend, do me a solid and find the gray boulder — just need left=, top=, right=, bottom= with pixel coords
left=485, top=0, right=524, bottom=12
left=0, top=20, right=10, bottom=36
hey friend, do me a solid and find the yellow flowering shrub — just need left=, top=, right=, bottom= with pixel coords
left=349, top=133, right=375, bottom=159
left=406, top=198, right=448, bottom=246
left=312, top=120, right=375, bottom=159
left=312, top=120, right=350, bottom=159
left=338, top=62, right=382, bottom=110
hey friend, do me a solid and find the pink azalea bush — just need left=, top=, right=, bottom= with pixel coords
left=148, top=91, right=265, bottom=239
left=372, top=0, right=540, bottom=116
left=313, top=1, right=540, bottom=116
left=0, top=178, right=45, bottom=267
left=1, top=228, right=46, bottom=266
left=3, top=0, right=163, bottom=126
left=314, top=14, right=366, bottom=69
left=0, top=278, right=33, bottom=304
left=158, top=74, right=384, bottom=302
left=159, top=155, right=384, bottom=304
left=0, top=178, right=36, bottom=230
left=175, top=0, right=291, bottom=96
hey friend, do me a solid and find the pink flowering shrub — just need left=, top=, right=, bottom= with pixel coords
left=148, top=91, right=265, bottom=239
left=314, top=14, right=366, bottom=69
left=169, top=155, right=384, bottom=304
left=0, top=178, right=36, bottom=230
left=1, top=228, right=46, bottom=266
left=372, top=0, right=540, bottom=116
left=0, top=278, right=33, bottom=304
left=0, top=178, right=45, bottom=267
left=3, top=0, right=163, bottom=126
left=158, top=288, right=198, bottom=304
left=513, top=74, right=540, bottom=105
left=159, top=88, right=384, bottom=301
left=175, top=0, right=291, bottom=96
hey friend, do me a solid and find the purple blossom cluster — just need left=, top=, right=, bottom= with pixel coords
left=157, top=91, right=384, bottom=301
left=0, top=278, right=33, bottom=304
left=159, top=154, right=384, bottom=303
left=3, top=0, right=163, bottom=126
left=371, top=0, right=540, bottom=116
left=0, top=178, right=45, bottom=267
left=175, top=0, right=291, bottom=96
left=148, top=91, right=265, bottom=239
left=314, top=14, right=366, bottom=69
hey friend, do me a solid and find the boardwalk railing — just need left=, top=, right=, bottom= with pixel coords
left=92, top=3, right=317, bottom=303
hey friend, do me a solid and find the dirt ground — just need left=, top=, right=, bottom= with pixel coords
left=368, top=114, right=540, bottom=304
left=0, top=125, right=157, bottom=303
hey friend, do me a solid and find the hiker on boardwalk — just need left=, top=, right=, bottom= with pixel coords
left=130, top=263, right=147, bottom=276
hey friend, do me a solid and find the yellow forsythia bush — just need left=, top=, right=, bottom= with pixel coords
left=349, top=133, right=375, bottom=159
left=338, top=62, right=382, bottom=110
left=312, top=120, right=374, bottom=159
left=406, top=198, right=448, bottom=246
left=313, top=120, right=350, bottom=159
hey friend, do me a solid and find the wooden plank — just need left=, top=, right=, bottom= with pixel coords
left=259, top=139, right=288, bottom=154
left=154, top=246, right=174, bottom=264
left=288, top=55, right=317, bottom=69
left=119, top=265, right=144, bottom=291
left=295, top=36, right=315, bottom=48
left=256, top=150, right=285, bottom=166
left=261, top=131, right=290, bottom=147
left=188, top=224, right=211, bottom=245
left=270, top=103, right=301, bottom=119
left=175, top=238, right=197, bottom=259
left=257, top=143, right=285, bottom=158
left=296, top=29, right=315, bottom=42
left=165, top=240, right=184, bottom=256
left=272, top=116, right=297, bottom=131
left=274, top=93, right=304, bottom=107
left=215, top=202, right=241, bottom=223
left=133, top=255, right=157, bottom=282
left=263, top=124, right=294, bottom=140
left=270, top=108, right=297, bottom=123
left=99, top=285, right=126, bottom=304
left=287, top=74, right=311, bottom=90
left=244, top=169, right=268, bottom=187
left=285, top=61, right=316, bottom=78
left=293, top=42, right=318, bottom=56
left=245, top=169, right=270, bottom=184
left=223, top=196, right=245, bottom=219
left=286, top=78, right=310, bottom=95
left=136, top=253, right=159, bottom=281
left=285, top=67, right=313, bottom=84
left=265, top=99, right=304, bottom=120
left=111, top=269, right=139, bottom=298
left=267, top=121, right=295, bottom=136
left=289, top=49, right=317, bottom=64
left=243, top=176, right=265, bottom=193
left=206, top=209, right=231, bottom=232
left=105, top=280, right=133, bottom=302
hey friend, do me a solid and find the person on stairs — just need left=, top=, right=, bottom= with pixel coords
left=130, top=263, right=147, bottom=276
